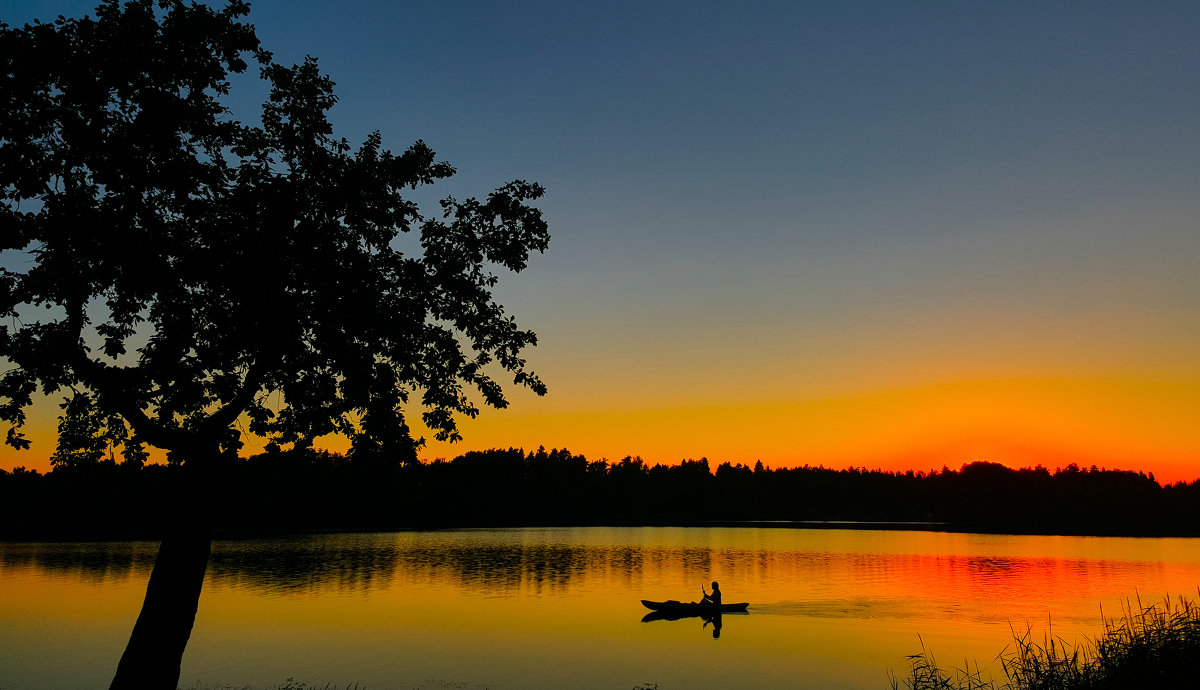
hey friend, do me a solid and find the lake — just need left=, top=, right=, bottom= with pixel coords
left=3, top=527, right=1199, bottom=689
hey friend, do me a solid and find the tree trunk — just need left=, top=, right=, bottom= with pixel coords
left=110, top=451, right=230, bottom=690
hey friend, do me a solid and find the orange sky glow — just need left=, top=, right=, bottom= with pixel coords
left=7, top=376, right=1199, bottom=485
left=3, top=1, right=1199, bottom=489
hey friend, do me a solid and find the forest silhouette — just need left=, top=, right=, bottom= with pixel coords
left=4, top=448, right=1198, bottom=538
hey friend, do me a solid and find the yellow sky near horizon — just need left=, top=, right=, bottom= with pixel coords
left=6, top=375, right=1198, bottom=485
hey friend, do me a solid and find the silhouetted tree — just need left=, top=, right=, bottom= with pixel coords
left=0, top=2, right=548, bottom=687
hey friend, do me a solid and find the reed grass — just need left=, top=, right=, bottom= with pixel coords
left=889, top=593, right=1200, bottom=690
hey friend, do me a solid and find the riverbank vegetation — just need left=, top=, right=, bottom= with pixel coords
left=3, top=447, right=1198, bottom=538
left=890, top=594, right=1200, bottom=690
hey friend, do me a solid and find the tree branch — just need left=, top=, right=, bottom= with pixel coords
left=64, top=292, right=190, bottom=451
left=201, top=361, right=263, bottom=437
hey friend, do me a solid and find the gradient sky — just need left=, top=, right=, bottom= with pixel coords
left=3, top=1, right=1199, bottom=481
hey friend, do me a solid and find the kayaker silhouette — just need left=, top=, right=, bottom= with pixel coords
left=701, top=581, right=721, bottom=606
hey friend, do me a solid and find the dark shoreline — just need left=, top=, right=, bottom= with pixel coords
left=5, top=447, right=1199, bottom=541
left=5, top=519, right=1200, bottom=544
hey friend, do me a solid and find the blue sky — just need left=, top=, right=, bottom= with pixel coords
left=4, top=1, right=1200, bottom=477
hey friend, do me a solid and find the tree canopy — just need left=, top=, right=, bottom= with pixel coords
left=0, top=0, right=549, bottom=467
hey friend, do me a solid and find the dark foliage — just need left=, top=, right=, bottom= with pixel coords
left=4, top=454, right=1198, bottom=538
left=1, top=0, right=547, bottom=467
left=1, top=1, right=548, bottom=685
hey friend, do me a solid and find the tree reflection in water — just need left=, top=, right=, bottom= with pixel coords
left=1, top=531, right=745, bottom=597
left=0, top=541, right=158, bottom=582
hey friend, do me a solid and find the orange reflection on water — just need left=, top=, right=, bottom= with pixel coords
left=3, top=528, right=1199, bottom=689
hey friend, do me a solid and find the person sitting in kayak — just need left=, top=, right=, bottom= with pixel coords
left=701, top=581, right=722, bottom=607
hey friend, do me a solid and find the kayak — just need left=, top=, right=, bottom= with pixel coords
left=640, top=599, right=749, bottom=614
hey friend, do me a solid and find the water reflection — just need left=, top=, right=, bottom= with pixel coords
left=5, top=528, right=1200, bottom=690
left=706, top=612, right=722, bottom=638
left=395, top=542, right=595, bottom=593
left=0, top=540, right=157, bottom=582
left=208, top=535, right=400, bottom=593
left=1, top=529, right=1193, bottom=611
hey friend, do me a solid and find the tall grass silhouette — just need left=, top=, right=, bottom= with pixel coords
left=890, top=593, right=1200, bottom=689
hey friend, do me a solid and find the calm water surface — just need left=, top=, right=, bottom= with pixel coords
left=3, top=527, right=1199, bottom=689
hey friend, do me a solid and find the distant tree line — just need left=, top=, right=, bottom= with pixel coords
left=3, top=448, right=1199, bottom=538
